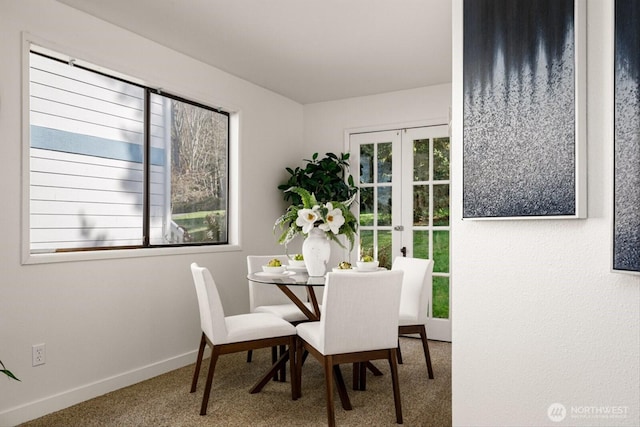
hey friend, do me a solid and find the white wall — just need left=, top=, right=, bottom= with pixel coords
left=451, top=1, right=640, bottom=426
left=0, top=1, right=304, bottom=424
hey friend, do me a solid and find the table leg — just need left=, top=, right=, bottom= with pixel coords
left=306, top=286, right=321, bottom=319
left=275, top=284, right=319, bottom=320
left=250, top=351, right=289, bottom=394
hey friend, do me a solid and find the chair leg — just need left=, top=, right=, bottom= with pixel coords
left=288, top=337, right=298, bottom=400
left=200, top=347, right=220, bottom=416
left=323, top=356, right=336, bottom=427
left=246, top=350, right=253, bottom=363
left=333, top=365, right=352, bottom=410
left=397, top=338, right=404, bottom=364
left=271, top=346, right=278, bottom=381
left=279, top=344, right=287, bottom=382
left=352, top=362, right=360, bottom=391
left=389, top=348, right=403, bottom=424
left=296, top=338, right=304, bottom=399
left=419, top=326, right=434, bottom=379
left=190, top=333, right=207, bottom=393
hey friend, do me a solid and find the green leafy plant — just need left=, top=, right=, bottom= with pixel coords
left=1, top=360, right=20, bottom=381
left=274, top=187, right=358, bottom=251
left=278, top=152, right=357, bottom=205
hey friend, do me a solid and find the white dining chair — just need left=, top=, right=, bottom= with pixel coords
left=296, top=270, right=404, bottom=426
left=392, top=256, right=435, bottom=379
left=246, top=255, right=313, bottom=377
left=189, top=263, right=298, bottom=415
left=247, top=255, right=311, bottom=323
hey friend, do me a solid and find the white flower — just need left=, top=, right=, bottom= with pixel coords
left=318, top=202, right=345, bottom=234
left=296, top=206, right=320, bottom=233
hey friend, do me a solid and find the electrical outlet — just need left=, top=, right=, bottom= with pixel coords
left=32, top=343, right=46, bottom=366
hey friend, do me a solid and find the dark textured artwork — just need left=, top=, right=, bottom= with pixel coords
left=614, top=0, right=640, bottom=272
left=463, top=0, right=577, bottom=218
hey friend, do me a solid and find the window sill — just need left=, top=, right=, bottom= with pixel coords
left=22, top=244, right=241, bottom=265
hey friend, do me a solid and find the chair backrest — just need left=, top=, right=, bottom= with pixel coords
left=190, top=263, right=228, bottom=344
left=391, top=256, right=434, bottom=324
left=246, top=255, right=308, bottom=311
left=320, top=270, right=403, bottom=355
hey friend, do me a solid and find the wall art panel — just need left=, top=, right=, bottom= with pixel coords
left=614, top=0, right=640, bottom=273
left=463, top=0, right=586, bottom=219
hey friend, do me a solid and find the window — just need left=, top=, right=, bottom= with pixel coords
left=28, top=47, right=229, bottom=254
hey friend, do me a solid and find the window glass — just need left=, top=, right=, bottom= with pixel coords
left=433, top=137, right=450, bottom=181
left=377, top=187, right=392, bottom=226
left=359, top=187, right=374, bottom=226
left=433, top=184, right=450, bottom=226
left=29, top=49, right=229, bottom=253
left=433, top=276, right=450, bottom=318
left=413, top=185, right=429, bottom=226
left=151, top=94, right=229, bottom=244
left=377, top=142, right=392, bottom=183
left=359, top=144, right=374, bottom=184
left=413, top=138, right=430, bottom=181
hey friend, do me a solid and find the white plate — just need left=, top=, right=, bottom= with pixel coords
left=287, top=265, right=308, bottom=273
left=254, top=271, right=297, bottom=278
left=351, top=267, right=386, bottom=273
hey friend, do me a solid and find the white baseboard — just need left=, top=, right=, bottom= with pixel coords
left=0, top=350, right=198, bottom=427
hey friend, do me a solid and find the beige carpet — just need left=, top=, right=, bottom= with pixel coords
left=21, top=337, right=451, bottom=426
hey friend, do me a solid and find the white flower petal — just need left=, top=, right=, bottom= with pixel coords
left=324, top=208, right=345, bottom=234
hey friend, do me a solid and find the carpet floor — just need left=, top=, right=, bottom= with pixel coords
left=20, top=337, right=451, bottom=426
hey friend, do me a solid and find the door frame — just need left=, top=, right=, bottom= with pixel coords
left=344, top=119, right=452, bottom=342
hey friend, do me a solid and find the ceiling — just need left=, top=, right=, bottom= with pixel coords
left=56, top=0, right=452, bottom=104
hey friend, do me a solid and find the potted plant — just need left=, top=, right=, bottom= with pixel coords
left=1, top=360, right=20, bottom=381
left=275, top=152, right=359, bottom=276
left=277, top=152, right=357, bottom=206
left=274, top=187, right=357, bottom=276
left=275, top=187, right=358, bottom=250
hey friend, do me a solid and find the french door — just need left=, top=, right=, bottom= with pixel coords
left=349, top=125, right=451, bottom=341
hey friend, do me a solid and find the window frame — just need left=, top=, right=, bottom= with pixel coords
left=22, top=38, right=240, bottom=265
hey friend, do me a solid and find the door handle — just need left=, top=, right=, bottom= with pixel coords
left=393, top=225, right=404, bottom=231
left=401, top=247, right=407, bottom=257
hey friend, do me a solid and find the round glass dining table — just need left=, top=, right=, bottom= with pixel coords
left=247, top=271, right=325, bottom=321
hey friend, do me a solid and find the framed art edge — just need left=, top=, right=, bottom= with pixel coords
left=574, top=0, right=588, bottom=219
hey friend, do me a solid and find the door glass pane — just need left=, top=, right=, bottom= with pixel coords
left=433, top=230, right=450, bottom=273
left=360, top=230, right=374, bottom=259
left=377, top=142, right=392, bottom=183
left=360, top=144, right=374, bottom=184
left=413, top=138, right=430, bottom=181
left=433, top=137, right=450, bottom=181
left=378, top=230, right=392, bottom=269
left=433, top=184, right=450, bottom=226
left=413, top=185, right=429, bottom=226
left=413, top=230, right=429, bottom=259
left=433, top=276, right=449, bottom=318
left=377, top=186, right=392, bottom=226
left=359, top=187, right=374, bottom=226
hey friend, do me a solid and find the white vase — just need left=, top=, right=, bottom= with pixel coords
left=302, top=227, right=331, bottom=277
